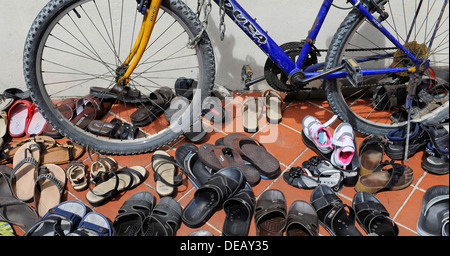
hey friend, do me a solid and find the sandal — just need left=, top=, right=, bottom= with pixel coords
left=0, top=197, right=39, bottom=233
left=198, top=143, right=260, bottom=186
left=113, top=191, right=156, bottom=236
left=417, top=185, right=449, bottom=236
left=182, top=167, right=245, bottom=228
left=359, top=135, right=386, bottom=175
left=90, top=156, right=118, bottom=185
left=355, top=160, right=414, bottom=194
left=151, top=150, right=183, bottom=197
left=310, top=185, right=362, bottom=236
left=0, top=111, right=7, bottom=138
left=222, top=183, right=255, bottom=236
left=65, top=161, right=88, bottom=191
left=25, top=200, right=87, bottom=236
left=142, top=197, right=182, bottom=236
left=174, top=143, right=212, bottom=189
left=7, top=100, right=34, bottom=138
left=68, top=212, right=112, bottom=236
left=0, top=165, right=13, bottom=198
left=10, top=142, right=41, bottom=201
left=262, top=89, right=283, bottom=123
left=353, top=191, right=399, bottom=236
left=70, top=95, right=112, bottom=130
left=242, top=97, right=263, bottom=133
left=254, top=189, right=287, bottom=236
left=222, top=133, right=281, bottom=179
left=90, top=84, right=154, bottom=104
left=42, top=98, right=78, bottom=138
left=87, top=118, right=145, bottom=139
left=85, top=168, right=134, bottom=206
left=283, top=166, right=343, bottom=192
left=131, top=87, right=174, bottom=126
left=285, top=200, right=319, bottom=236
left=34, top=164, right=67, bottom=217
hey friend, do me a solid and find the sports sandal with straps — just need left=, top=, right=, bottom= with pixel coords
left=353, top=191, right=399, bottom=236
left=223, top=183, right=256, bottom=236
left=310, top=185, right=362, bottom=236
left=65, top=162, right=88, bottom=191
left=142, top=197, right=182, bottom=236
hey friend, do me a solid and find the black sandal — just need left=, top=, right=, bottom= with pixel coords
left=151, top=151, right=184, bottom=197
left=222, top=183, right=256, bottom=236
left=352, top=191, right=399, bottom=236
left=142, top=197, right=182, bottom=236
left=310, top=185, right=362, bottom=236
left=113, top=191, right=155, bottom=236
left=181, top=167, right=245, bottom=228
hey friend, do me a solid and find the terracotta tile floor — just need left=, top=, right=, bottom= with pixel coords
left=7, top=91, right=449, bottom=237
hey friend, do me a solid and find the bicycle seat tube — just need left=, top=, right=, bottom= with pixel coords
left=117, top=0, right=162, bottom=86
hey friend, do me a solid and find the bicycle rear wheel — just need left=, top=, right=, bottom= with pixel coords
left=325, top=0, right=448, bottom=135
left=23, top=0, right=215, bottom=154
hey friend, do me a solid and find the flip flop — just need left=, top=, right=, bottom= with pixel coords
left=353, top=191, right=399, bottom=236
left=181, top=167, right=245, bottom=228
left=11, top=141, right=41, bottom=201
left=223, top=133, right=281, bottom=179
left=34, top=164, right=67, bottom=217
left=69, top=212, right=112, bottom=236
left=285, top=200, right=319, bottom=236
left=7, top=100, right=34, bottom=138
left=113, top=191, right=156, bottom=236
left=25, top=200, right=87, bottom=236
left=222, top=183, right=255, bottom=236
left=142, top=197, right=182, bottom=236
left=262, top=89, right=283, bottom=123
left=198, top=143, right=260, bottom=186
left=174, top=143, right=212, bottom=189
left=242, top=97, right=263, bottom=133
left=151, top=151, right=183, bottom=197
left=310, top=185, right=362, bottom=236
left=0, top=197, right=39, bottom=232
left=417, top=185, right=449, bottom=236
left=355, top=160, right=414, bottom=194
left=254, top=189, right=287, bottom=236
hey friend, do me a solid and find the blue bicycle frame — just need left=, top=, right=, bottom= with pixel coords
left=214, top=0, right=424, bottom=82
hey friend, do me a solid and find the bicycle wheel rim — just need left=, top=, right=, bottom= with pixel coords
left=26, top=0, right=214, bottom=154
left=327, top=0, right=449, bottom=134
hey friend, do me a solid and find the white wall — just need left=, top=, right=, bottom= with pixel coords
left=0, top=0, right=352, bottom=92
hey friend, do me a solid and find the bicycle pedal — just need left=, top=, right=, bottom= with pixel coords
left=344, top=58, right=363, bottom=88
left=241, top=65, right=253, bottom=90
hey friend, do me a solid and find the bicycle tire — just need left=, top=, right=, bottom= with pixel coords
left=23, top=0, right=215, bottom=154
left=324, top=0, right=449, bottom=136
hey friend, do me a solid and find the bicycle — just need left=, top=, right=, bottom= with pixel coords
left=23, top=0, right=449, bottom=154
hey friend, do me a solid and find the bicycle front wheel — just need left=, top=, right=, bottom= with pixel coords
left=23, top=0, right=215, bottom=154
left=325, top=0, right=449, bottom=135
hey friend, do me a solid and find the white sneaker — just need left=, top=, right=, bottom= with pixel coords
left=302, top=115, right=333, bottom=154
left=330, top=122, right=355, bottom=170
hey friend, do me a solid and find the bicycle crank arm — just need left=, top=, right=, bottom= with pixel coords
left=290, top=64, right=345, bottom=86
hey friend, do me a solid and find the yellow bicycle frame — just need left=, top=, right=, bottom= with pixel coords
left=117, top=0, right=162, bottom=86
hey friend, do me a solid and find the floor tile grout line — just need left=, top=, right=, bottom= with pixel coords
left=305, top=100, right=334, bottom=114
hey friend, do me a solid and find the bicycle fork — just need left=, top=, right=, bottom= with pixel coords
left=116, top=0, right=162, bottom=87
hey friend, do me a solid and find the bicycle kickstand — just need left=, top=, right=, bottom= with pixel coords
left=403, top=73, right=421, bottom=162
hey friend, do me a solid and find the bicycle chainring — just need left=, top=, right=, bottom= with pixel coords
left=264, top=41, right=318, bottom=92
